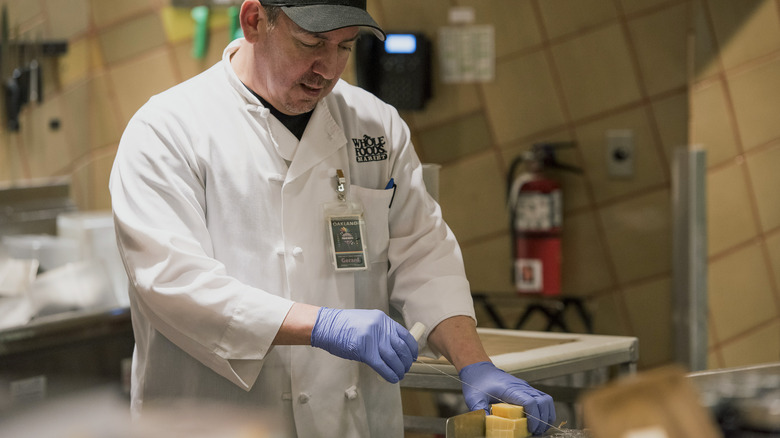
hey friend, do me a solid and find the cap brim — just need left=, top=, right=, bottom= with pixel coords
left=281, top=5, right=385, bottom=40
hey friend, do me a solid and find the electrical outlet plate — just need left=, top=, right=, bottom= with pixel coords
left=606, top=129, right=634, bottom=178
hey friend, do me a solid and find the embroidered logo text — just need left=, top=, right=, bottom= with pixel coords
left=353, top=135, right=388, bottom=163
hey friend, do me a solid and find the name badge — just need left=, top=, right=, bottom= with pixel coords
left=324, top=169, right=369, bottom=271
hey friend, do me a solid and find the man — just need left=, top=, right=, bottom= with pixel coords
left=109, top=1, right=555, bottom=436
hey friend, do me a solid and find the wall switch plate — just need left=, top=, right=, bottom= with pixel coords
left=606, top=129, right=634, bottom=178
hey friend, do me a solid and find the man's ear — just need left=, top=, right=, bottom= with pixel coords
left=240, top=0, right=266, bottom=43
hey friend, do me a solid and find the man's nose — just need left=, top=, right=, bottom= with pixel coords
left=312, top=47, right=344, bottom=80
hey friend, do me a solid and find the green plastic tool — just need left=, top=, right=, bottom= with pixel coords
left=191, top=6, right=209, bottom=59
left=228, top=6, right=243, bottom=41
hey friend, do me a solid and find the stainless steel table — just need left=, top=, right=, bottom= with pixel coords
left=402, top=328, right=639, bottom=434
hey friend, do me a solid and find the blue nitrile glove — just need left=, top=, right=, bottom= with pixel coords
left=310, top=307, right=418, bottom=383
left=459, top=361, right=555, bottom=436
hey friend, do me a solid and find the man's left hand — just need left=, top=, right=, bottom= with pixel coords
left=458, top=361, right=555, bottom=435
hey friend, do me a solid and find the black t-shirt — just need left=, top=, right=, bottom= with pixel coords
left=245, top=85, right=313, bottom=140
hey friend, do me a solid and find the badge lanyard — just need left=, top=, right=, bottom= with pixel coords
left=324, top=169, right=369, bottom=271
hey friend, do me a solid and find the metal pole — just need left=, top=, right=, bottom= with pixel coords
left=672, top=146, right=708, bottom=371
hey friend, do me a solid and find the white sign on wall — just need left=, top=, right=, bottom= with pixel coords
left=438, top=24, right=495, bottom=83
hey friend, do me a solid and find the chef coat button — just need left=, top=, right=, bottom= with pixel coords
left=344, top=386, right=358, bottom=400
left=281, top=392, right=292, bottom=401
left=292, top=247, right=303, bottom=257
left=276, top=248, right=285, bottom=256
left=298, top=393, right=310, bottom=404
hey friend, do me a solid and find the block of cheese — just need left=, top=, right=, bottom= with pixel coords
left=486, top=414, right=530, bottom=438
left=491, top=403, right=525, bottom=419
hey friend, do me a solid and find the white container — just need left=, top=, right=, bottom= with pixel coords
left=28, top=261, right=116, bottom=316
left=57, top=211, right=129, bottom=307
left=0, top=234, right=79, bottom=272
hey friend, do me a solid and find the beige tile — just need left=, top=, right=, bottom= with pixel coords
left=561, top=211, right=614, bottom=296
left=727, top=57, right=780, bottom=151
left=439, top=152, right=508, bottom=242
left=58, top=37, right=90, bottom=88
left=692, top=1, right=721, bottom=81
left=707, top=350, right=723, bottom=370
left=555, top=149, right=592, bottom=213
left=60, top=81, right=90, bottom=160
left=416, top=114, right=492, bottom=163
left=690, top=81, right=739, bottom=167
left=5, top=135, right=28, bottom=182
left=170, top=27, right=229, bottom=82
left=652, top=92, right=688, bottom=164
left=482, top=50, right=566, bottom=145
left=89, top=74, right=122, bottom=149
left=407, top=81, right=482, bottom=129
left=599, top=189, right=672, bottom=283
left=538, top=0, right=618, bottom=40
left=44, top=0, right=89, bottom=39
left=592, top=291, right=631, bottom=336
left=4, top=0, right=42, bottom=23
left=767, top=232, right=780, bottom=290
left=720, top=320, right=780, bottom=368
left=23, top=97, right=71, bottom=178
left=366, top=0, right=384, bottom=26
left=707, top=163, right=759, bottom=255
left=0, top=154, right=9, bottom=183
left=98, top=12, right=167, bottom=66
left=69, top=157, right=90, bottom=210
left=745, top=144, right=780, bottom=232
left=552, top=24, right=642, bottom=120
left=60, top=70, right=117, bottom=156
left=627, top=3, right=689, bottom=96
left=624, top=277, right=673, bottom=368
left=376, top=0, right=450, bottom=32
left=707, top=0, right=780, bottom=71
left=619, top=0, right=679, bottom=15
left=575, top=106, right=668, bottom=205
left=461, top=234, right=514, bottom=294
left=92, top=0, right=156, bottom=27
left=709, top=243, right=775, bottom=341
left=108, top=48, right=178, bottom=125
left=89, top=149, right=116, bottom=210
left=454, top=0, right=542, bottom=58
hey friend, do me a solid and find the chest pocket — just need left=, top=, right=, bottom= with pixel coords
left=349, top=185, right=392, bottom=264
left=350, top=185, right=393, bottom=311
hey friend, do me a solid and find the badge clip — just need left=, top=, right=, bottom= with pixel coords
left=336, top=169, right=346, bottom=202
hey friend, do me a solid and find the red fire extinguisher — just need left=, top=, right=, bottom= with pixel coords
left=507, top=143, right=580, bottom=296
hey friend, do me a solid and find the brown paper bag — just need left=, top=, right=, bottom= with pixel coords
left=581, top=365, right=722, bottom=438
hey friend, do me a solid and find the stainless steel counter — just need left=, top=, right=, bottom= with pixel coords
left=404, top=328, right=638, bottom=390
left=402, top=328, right=639, bottom=434
left=0, top=307, right=134, bottom=405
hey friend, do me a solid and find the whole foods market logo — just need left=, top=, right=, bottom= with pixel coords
left=353, top=135, right=388, bottom=163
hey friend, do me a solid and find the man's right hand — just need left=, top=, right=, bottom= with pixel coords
left=310, top=307, right=418, bottom=383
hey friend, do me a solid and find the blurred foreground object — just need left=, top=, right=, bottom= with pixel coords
left=0, top=386, right=281, bottom=438
left=581, top=365, right=721, bottom=438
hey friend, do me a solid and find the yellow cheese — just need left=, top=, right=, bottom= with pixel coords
left=486, top=415, right=530, bottom=438
left=491, top=403, right=525, bottom=419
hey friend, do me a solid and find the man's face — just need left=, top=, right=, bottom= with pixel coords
left=253, top=11, right=359, bottom=115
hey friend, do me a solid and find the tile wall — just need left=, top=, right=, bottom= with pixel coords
left=691, top=0, right=780, bottom=368
left=0, top=0, right=777, bottom=371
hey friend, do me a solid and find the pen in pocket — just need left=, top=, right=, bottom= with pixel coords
left=385, top=178, right=396, bottom=208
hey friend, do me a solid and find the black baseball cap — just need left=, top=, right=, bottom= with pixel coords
left=260, top=0, right=385, bottom=40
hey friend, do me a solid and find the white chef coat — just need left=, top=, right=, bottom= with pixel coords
left=109, top=39, right=476, bottom=438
